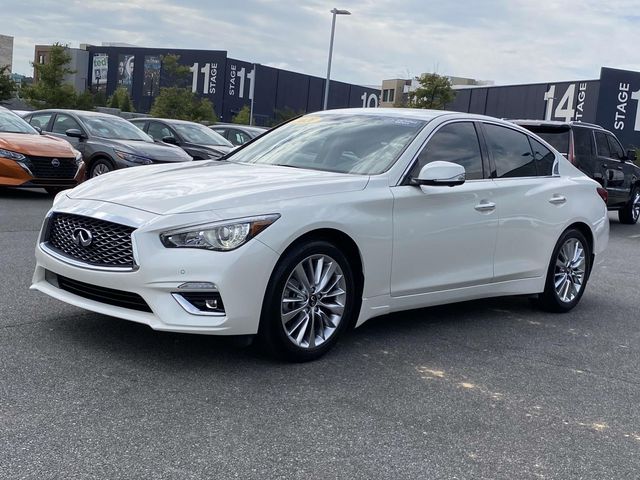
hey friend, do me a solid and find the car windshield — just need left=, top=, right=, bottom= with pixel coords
left=0, top=109, right=38, bottom=134
left=228, top=114, right=426, bottom=174
left=173, top=123, right=232, bottom=146
left=80, top=115, right=152, bottom=141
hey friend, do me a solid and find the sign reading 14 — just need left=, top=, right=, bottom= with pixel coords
left=544, top=83, right=589, bottom=122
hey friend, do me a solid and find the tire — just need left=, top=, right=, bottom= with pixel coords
left=89, top=159, right=114, bottom=178
left=258, top=240, right=358, bottom=362
left=618, top=187, right=640, bottom=225
left=536, top=228, right=591, bottom=313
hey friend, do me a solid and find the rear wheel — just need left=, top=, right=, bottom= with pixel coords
left=258, top=240, right=357, bottom=362
left=537, top=229, right=591, bottom=313
left=90, top=159, right=114, bottom=178
left=619, top=187, right=640, bottom=224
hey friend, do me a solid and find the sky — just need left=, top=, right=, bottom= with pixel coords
left=3, top=0, right=640, bottom=86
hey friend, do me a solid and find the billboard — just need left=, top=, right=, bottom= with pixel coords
left=143, top=55, right=161, bottom=97
left=117, top=54, right=135, bottom=93
left=91, top=53, right=108, bottom=91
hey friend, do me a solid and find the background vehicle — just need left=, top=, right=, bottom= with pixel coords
left=514, top=120, right=640, bottom=224
left=211, top=123, right=268, bottom=146
left=32, top=109, right=608, bottom=361
left=130, top=118, right=233, bottom=160
left=22, top=109, right=192, bottom=178
left=0, top=106, right=84, bottom=194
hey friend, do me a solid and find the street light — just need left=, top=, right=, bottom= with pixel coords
left=323, top=8, right=351, bottom=110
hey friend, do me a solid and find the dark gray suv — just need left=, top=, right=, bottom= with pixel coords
left=23, top=109, right=192, bottom=178
left=514, top=120, right=640, bottom=224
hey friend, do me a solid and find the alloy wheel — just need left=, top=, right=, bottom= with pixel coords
left=632, top=191, right=640, bottom=221
left=280, top=254, right=347, bottom=349
left=92, top=163, right=110, bottom=177
left=554, top=238, right=586, bottom=303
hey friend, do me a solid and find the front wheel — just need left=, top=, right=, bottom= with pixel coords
left=619, top=187, right=640, bottom=224
left=90, top=159, right=114, bottom=178
left=536, top=229, right=591, bottom=313
left=258, top=241, right=358, bottom=362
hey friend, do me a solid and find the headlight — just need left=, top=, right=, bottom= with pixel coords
left=0, top=148, right=26, bottom=161
left=160, top=214, right=280, bottom=251
left=115, top=150, right=153, bottom=165
left=73, top=149, right=83, bottom=165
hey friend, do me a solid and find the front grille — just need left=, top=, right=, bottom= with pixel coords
left=28, top=156, right=77, bottom=179
left=46, top=213, right=136, bottom=268
left=54, top=273, right=152, bottom=312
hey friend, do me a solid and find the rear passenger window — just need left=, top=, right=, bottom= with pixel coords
left=28, top=113, right=53, bottom=130
left=410, top=122, right=484, bottom=180
left=595, top=132, right=611, bottom=157
left=483, top=124, right=536, bottom=178
left=529, top=138, right=555, bottom=176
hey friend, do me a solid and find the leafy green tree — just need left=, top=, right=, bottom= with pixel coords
left=22, top=43, right=77, bottom=109
left=75, top=91, right=95, bottom=110
left=408, top=72, right=455, bottom=110
left=0, top=66, right=17, bottom=103
left=232, top=105, right=251, bottom=124
left=108, top=87, right=134, bottom=111
left=150, top=54, right=217, bottom=122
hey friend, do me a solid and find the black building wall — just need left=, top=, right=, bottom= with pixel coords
left=87, top=46, right=380, bottom=125
left=446, top=67, right=640, bottom=149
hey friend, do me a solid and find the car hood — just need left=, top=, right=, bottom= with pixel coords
left=96, top=137, right=192, bottom=162
left=0, top=132, right=76, bottom=157
left=183, top=142, right=233, bottom=155
left=67, top=161, right=369, bottom=214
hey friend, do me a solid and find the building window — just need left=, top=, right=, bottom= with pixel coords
left=388, top=89, right=395, bottom=103
left=382, top=89, right=389, bottom=102
left=38, top=54, right=45, bottom=64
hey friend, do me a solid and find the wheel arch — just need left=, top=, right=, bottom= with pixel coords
left=564, top=221, right=595, bottom=277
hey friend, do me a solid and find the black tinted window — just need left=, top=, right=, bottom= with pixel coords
left=484, top=124, right=536, bottom=178
left=525, top=127, right=569, bottom=154
left=607, top=134, right=625, bottom=160
left=147, top=122, right=174, bottom=141
left=572, top=127, right=593, bottom=157
left=411, top=122, right=483, bottom=180
left=529, top=138, right=555, bottom=176
left=595, top=132, right=611, bottom=157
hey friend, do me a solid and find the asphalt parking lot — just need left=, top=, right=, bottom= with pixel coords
left=1, top=187, right=639, bottom=480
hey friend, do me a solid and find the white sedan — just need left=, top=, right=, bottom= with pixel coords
left=32, top=109, right=609, bottom=361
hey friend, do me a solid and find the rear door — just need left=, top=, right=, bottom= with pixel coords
left=483, top=122, right=568, bottom=281
left=594, top=131, right=626, bottom=206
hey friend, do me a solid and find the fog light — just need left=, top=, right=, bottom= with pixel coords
left=172, top=291, right=225, bottom=316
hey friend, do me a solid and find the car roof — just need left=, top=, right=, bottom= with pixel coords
left=511, top=119, right=605, bottom=130
left=130, top=117, right=207, bottom=126
left=26, top=109, right=122, bottom=119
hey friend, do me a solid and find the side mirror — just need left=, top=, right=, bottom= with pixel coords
left=162, top=136, right=178, bottom=145
left=412, top=161, right=466, bottom=187
left=626, top=149, right=637, bottom=162
left=65, top=128, right=86, bottom=139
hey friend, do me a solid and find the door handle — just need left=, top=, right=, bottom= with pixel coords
left=474, top=201, right=496, bottom=212
left=549, top=195, right=567, bottom=205
left=603, top=164, right=608, bottom=168
left=617, top=166, right=624, bottom=170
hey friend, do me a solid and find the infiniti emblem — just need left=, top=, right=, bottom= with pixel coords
left=51, top=158, right=60, bottom=167
left=71, top=227, right=93, bottom=247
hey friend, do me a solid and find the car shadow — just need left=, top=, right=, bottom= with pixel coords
left=0, top=187, right=50, bottom=199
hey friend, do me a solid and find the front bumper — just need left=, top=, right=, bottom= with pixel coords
left=31, top=202, right=280, bottom=335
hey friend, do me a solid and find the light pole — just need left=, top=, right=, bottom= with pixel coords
left=323, top=8, right=351, bottom=110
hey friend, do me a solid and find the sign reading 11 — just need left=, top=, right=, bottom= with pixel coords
left=190, top=62, right=220, bottom=95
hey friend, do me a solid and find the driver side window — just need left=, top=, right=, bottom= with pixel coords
left=147, top=122, right=174, bottom=141
left=410, top=122, right=484, bottom=180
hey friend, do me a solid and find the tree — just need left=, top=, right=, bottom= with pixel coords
left=22, top=43, right=77, bottom=109
left=75, top=91, right=95, bottom=110
left=232, top=105, right=251, bottom=124
left=0, top=66, right=17, bottom=103
left=150, top=54, right=218, bottom=122
left=107, top=87, right=134, bottom=111
left=408, top=73, right=455, bottom=110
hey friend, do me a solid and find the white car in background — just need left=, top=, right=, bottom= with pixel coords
left=31, top=109, right=609, bottom=361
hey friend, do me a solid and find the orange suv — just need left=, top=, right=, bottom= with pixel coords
left=0, top=107, right=85, bottom=194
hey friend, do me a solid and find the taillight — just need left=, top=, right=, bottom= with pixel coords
left=597, top=187, right=608, bottom=204
left=568, top=135, right=576, bottom=165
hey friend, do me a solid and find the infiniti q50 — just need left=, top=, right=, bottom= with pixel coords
left=31, top=109, right=609, bottom=361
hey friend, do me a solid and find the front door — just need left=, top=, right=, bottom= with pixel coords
left=391, top=121, right=498, bottom=297
left=594, top=131, right=626, bottom=206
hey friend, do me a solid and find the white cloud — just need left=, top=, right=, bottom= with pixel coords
left=2, top=0, right=640, bottom=86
